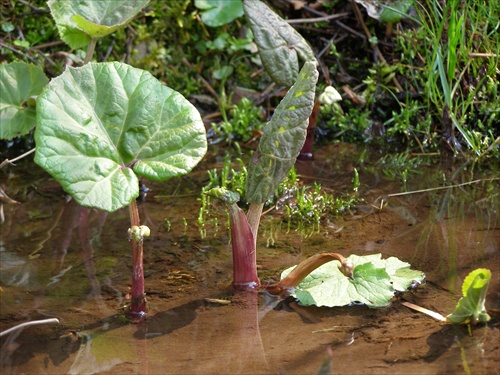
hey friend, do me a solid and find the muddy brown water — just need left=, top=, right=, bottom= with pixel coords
left=1, top=144, right=499, bottom=374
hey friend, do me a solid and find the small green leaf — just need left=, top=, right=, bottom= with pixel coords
left=206, top=187, right=240, bottom=205
left=47, top=0, right=149, bottom=49
left=34, top=62, right=207, bottom=212
left=195, top=0, right=243, bottom=27
left=0, top=62, right=49, bottom=139
left=380, top=0, right=413, bottom=23
left=246, top=61, right=318, bottom=203
left=13, top=40, right=30, bottom=48
left=1, top=22, right=15, bottom=33
left=281, top=253, right=424, bottom=308
left=447, top=269, right=491, bottom=325
left=244, top=0, right=316, bottom=86
left=213, top=65, right=234, bottom=80
left=352, top=254, right=425, bottom=291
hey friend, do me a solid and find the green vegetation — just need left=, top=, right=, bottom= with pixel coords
left=1, top=0, right=208, bottom=319
left=447, top=268, right=491, bottom=325
left=2, top=0, right=497, bottom=157
left=317, top=0, right=499, bottom=157
left=403, top=268, right=492, bottom=325
left=199, top=156, right=360, bottom=238
left=280, top=253, right=425, bottom=308
left=284, top=182, right=359, bottom=235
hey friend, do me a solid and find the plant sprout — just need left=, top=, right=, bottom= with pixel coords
left=34, top=62, right=207, bottom=318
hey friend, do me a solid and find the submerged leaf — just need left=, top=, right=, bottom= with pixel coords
left=246, top=61, right=318, bottom=203
left=0, top=62, right=48, bottom=139
left=281, top=253, right=424, bottom=308
left=48, top=0, right=149, bottom=49
left=447, top=269, right=491, bottom=325
left=35, top=62, right=207, bottom=212
left=244, top=0, right=316, bottom=86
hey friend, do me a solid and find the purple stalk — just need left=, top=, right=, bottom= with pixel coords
left=297, top=100, right=320, bottom=161
left=265, top=252, right=353, bottom=296
left=227, top=203, right=260, bottom=290
left=129, top=200, right=146, bottom=319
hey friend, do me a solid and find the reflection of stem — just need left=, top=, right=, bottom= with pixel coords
left=129, top=200, right=146, bottom=319
left=266, top=252, right=353, bottom=295
left=29, top=203, right=66, bottom=259
left=230, top=291, right=269, bottom=372
left=78, top=208, right=102, bottom=299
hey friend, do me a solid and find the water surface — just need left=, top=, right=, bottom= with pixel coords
left=1, top=144, right=499, bottom=374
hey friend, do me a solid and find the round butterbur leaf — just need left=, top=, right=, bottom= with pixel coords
left=34, top=62, right=207, bottom=212
left=195, top=0, right=244, bottom=27
left=281, top=253, right=425, bottom=308
left=0, top=62, right=49, bottom=139
left=47, top=0, right=150, bottom=49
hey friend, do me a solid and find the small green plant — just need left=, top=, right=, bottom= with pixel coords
left=214, top=97, right=265, bottom=144
left=204, top=1, right=425, bottom=305
left=208, top=60, right=319, bottom=289
left=376, top=152, right=424, bottom=187
left=1, top=0, right=208, bottom=320
left=196, top=29, right=255, bottom=56
left=403, top=268, right=492, bottom=326
left=447, top=268, right=491, bottom=325
left=284, top=182, right=358, bottom=235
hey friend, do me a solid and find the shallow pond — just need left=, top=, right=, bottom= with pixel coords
left=1, top=144, right=499, bottom=374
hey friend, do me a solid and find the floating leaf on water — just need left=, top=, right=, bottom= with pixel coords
left=281, top=253, right=425, bottom=308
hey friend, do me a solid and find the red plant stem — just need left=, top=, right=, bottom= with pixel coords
left=297, top=100, right=320, bottom=161
left=228, top=203, right=260, bottom=290
left=265, top=252, right=353, bottom=295
left=129, top=200, right=146, bottom=318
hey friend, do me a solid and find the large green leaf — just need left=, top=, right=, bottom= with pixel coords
left=195, top=0, right=243, bottom=27
left=447, top=268, right=491, bottom=325
left=0, top=62, right=48, bottom=139
left=246, top=61, right=318, bottom=203
left=281, top=253, right=425, bottom=308
left=244, top=0, right=316, bottom=87
left=34, top=62, right=207, bottom=212
left=47, top=0, right=149, bottom=49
